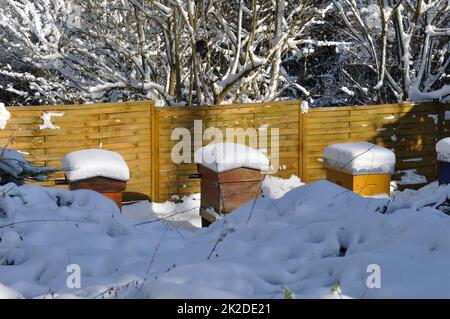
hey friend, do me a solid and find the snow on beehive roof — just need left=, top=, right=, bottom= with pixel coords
left=436, top=138, right=450, bottom=162
left=63, top=149, right=130, bottom=182
left=323, top=142, right=395, bottom=174
left=194, top=142, right=269, bottom=173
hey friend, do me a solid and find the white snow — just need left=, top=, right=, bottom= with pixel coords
left=4, top=177, right=450, bottom=298
left=340, top=86, right=355, bottom=96
left=3, top=175, right=450, bottom=298
left=428, top=114, right=438, bottom=125
left=194, top=143, right=269, bottom=173
left=361, top=4, right=382, bottom=30
left=402, top=157, right=423, bottom=163
left=396, top=169, right=427, bottom=185
left=39, top=112, right=64, bottom=130
left=0, top=103, right=10, bottom=130
left=62, top=149, right=130, bottom=182
left=323, top=142, right=396, bottom=174
left=122, top=194, right=201, bottom=230
left=436, top=138, right=450, bottom=162
left=0, top=282, right=24, bottom=299
left=261, top=175, right=304, bottom=199
left=301, top=100, right=309, bottom=114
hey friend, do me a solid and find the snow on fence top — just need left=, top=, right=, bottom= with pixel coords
left=436, top=138, right=450, bottom=162
left=194, top=142, right=269, bottom=173
left=323, top=142, right=396, bottom=174
left=0, top=103, right=10, bottom=130
left=63, top=149, right=130, bottom=182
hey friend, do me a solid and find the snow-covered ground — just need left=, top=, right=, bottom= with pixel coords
left=1, top=175, right=450, bottom=299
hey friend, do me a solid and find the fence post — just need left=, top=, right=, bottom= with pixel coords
left=299, top=101, right=307, bottom=183
left=150, top=101, right=159, bottom=202
left=298, top=101, right=303, bottom=183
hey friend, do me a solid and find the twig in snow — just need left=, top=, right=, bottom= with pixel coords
left=206, top=218, right=234, bottom=261
left=135, top=227, right=169, bottom=297
left=0, top=219, right=91, bottom=230
left=245, top=178, right=264, bottom=225
left=133, top=206, right=200, bottom=226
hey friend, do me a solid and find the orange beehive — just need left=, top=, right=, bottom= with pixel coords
left=62, top=149, right=130, bottom=210
left=67, top=176, right=127, bottom=209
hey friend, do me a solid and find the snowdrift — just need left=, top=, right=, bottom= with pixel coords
left=1, top=179, right=450, bottom=298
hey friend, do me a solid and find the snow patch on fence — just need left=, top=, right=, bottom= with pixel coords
left=0, top=103, right=10, bottom=130
left=39, top=112, right=64, bottom=130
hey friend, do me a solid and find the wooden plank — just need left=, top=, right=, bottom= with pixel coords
left=307, top=109, right=351, bottom=118
left=45, top=129, right=151, bottom=142
left=157, top=126, right=298, bottom=137
left=308, top=102, right=435, bottom=114
left=306, top=111, right=436, bottom=124
left=349, top=104, right=437, bottom=115
left=7, top=102, right=152, bottom=115
left=305, top=122, right=437, bottom=136
left=7, top=100, right=151, bottom=110
left=303, top=134, right=437, bottom=149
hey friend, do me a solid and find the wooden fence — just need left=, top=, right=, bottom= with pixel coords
left=2, top=100, right=448, bottom=202
left=1, top=101, right=153, bottom=201
left=302, top=102, right=441, bottom=185
left=154, top=101, right=300, bottom=202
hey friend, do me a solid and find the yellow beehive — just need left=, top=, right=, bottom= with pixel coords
left=326, top=168, right=391, bottom=196
left=323, top=142, right=395, bottom=196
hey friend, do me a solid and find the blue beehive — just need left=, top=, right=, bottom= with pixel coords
left=436, top=138, right=450, bottom=185
left=438, top=161, right=450, bottom=185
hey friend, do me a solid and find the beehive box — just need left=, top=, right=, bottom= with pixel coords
left=62, top=149, right=130, bottom=210
left=326, top=168, right=391, bottom=196
left=68, top=176, right=127, bottom=209
left=436, top=138, right=450, bottom=185
left=323, top=142, right=395, bottom=196
left=198, top=165, right=265, bottom=227
left=437, top=162, right=450, bottom=185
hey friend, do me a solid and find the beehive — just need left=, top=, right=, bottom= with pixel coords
left=198, top=165, right=265, bottom=227
left=323, top=142, right=395, bottom=196
left=63, top=149, right=130, bottom=210
left=194, top=143, right=269, bottom=227
left=68, top=176, right=127, bottom=209
left=325, top=168, right=391, bottom=196
left=436, top=138, right=450, bottom=185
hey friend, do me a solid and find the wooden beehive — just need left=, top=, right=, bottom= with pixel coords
left=198, top=165, right=265, bottom=227
left=67, top=176, right=127, bottom=209
left=326, top=168, right=391, bottom=196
